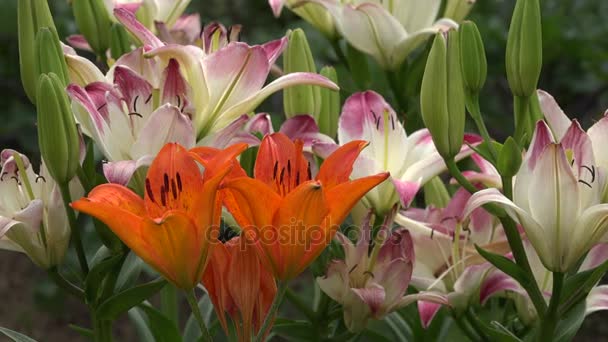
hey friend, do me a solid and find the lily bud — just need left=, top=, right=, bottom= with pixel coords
left=497, top=137, right=522, bottom=178
left=444, top=0, right=476, bottom=22
left=72, top=0, right=112, bottom=55
left=424, top=176, right=450, bottom=208
left=283, top=29, right=321, bottom=119
left=110, top=23, right=132, bottom=60
left=35, top=28, right=70, bottom=87
left=318, top=66, right=339, bottom=138
left=459, top=21, right=487, bottom=95
left=36, top=73, right=80, bottom=184
left=420, top=30, right=466, bottom=160
left=18, top=0, right=56, bottom=103
left=506, top=0, right=542, bottom=97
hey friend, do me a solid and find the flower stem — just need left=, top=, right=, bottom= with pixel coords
left=185, top=289, right=212, bottom=342
left=161, top=285, right=180, bottom=324
left=539, top=272, right=564, bottom=341
left=466, top=94, right=498, bottom=160
left=59, top=182, right=89, bottom=275
left=285, top=288, right=315, bottom=321
left=47, top=267, right=84, bottom=300
left=255, top=281, right=288, bottom=342
left=92, top=311, right=113, bottom=342
left=330, top=39, right=349, bottom=70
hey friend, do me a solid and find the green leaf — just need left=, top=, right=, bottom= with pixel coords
left=384, top=312, right=413, bottom=341
left=560, top=258, right=608, bottom=314
left=554, top=300, right=586, bottom=342
left=272, top=319, right=317, bottom=341
left=0, top=327, right=38, bottom=342
left=137, top=304, right=183, bottom=342
left=115, top=252, right=144, bottom=292
left=85, top=254, right=123, bottom=304
left=465, top=314, right=522, bottom=342
left=68, top=324, right=94, bottom=339
left=96, top=278, right=167, bottom=320
left=183, top=295, right=214, bottom=342
left=475, top=245, right=529, bottom=286
left=128, top=307, right=155, bottom=342
left=467, top=140, right=503, bottom=166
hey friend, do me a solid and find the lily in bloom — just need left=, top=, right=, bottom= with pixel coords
left=72, top=142, right=247, bottom=289
left=203, top=236, right=277, bottom=341
left=103, top=0, right=191, bottom=28
left=269, top=0, right=338, bottom=39
left=396, top=188, right=513, bottom=327
left=0, top=150, right=83, bottom=269
left=114, top=8, right=339, bottom=138
left=302, top=0, right=458, bottom=69
left=465, top=120, right=608, bottom=272
left=315, top=91, right=479, bottom=215
left=223, top=132, right=389, bottom=280
left=318, top=209, right=447, bottom=332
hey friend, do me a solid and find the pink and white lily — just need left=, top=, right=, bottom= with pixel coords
left=0, top=150, right=83, bottom=269
left=103, top=0, right=191, bottom=28
left=114, top=8, right=338, bottom=138
left=269, top=0, right=338, bottom=39
left=317, top=209, right=447, bottom=332
left=314, top=91, right=480, bottom=215
left=396, top=188, right=514, bottom=327
left=300, top=0, right=458, bottom=70
left=465, top=120, right=608, bottom=272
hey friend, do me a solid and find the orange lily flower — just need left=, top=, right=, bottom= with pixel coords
left=203, top=236, right=276, bottom=342
left=71, top=142, right=247, bottom=289
left=223, top=133, right=389, bottom=280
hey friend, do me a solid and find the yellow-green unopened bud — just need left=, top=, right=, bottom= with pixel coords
left=420, top=30, right=466, bottom=160
left=36, top=73, right=80, bottom=184
left=506, top=0, right=542, bottom=97
left=459, top=21, right=487, bottom=95
left=72, top=0, right=112, bottom=55
left=318, top=66, right=340, bottom=138
left=110, top=23, right=132, bottom=60
left=35, top=28, right=70, bottom=88
left=18, top=0, right=56, bottom=103
left=424, top=176, right=450, bottom=208
left=497, top=137, right=522, bottom=178
left=444, top=0, right=476, bottom=22
left=283, top=29, right=321, bottom=119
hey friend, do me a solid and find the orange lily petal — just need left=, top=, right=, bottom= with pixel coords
left=316, top=140, right=368, bottom=189
left=190, top=143, right=249, bottom=180
left=222, top=178, right=281, bottom=230
left=201, top=242, right=233, bottom=333
left=144, top=143, right=205, bottom=219
left=272, top=181, right=329, bottom=280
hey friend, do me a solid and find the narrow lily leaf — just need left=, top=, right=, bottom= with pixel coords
left=272, top=319, right=317, bottom=341
left=128, top=307, right=155, bottom=342
left=137, top=304, right=183, bottom=342
left=0, top=327, right=38, bottom=342
left=85, top=254, right=124, bottom=304
left=385, top=312, right=413, bottom=341
left=96, top=278, right=167, bottom=320
left=465, top=314, right=522, bottom=342
left=474, top=245, right=529, bottom=287
left=115, top=252, right=144, bottom=292
left=554, top=301, right=586, bottom=342
left=466, top=140, right=503, bottom=167
left=559, top=258, right=608, bottom=314
left=67, top=324, right=94, bottom=339
left=183, top=294, right=214, bottom=342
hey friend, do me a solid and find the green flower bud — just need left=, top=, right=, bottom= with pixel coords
left=424, top=176, right=450, bottom=208
left=444, top=0, right=477, bottom=22
left=506, top=0, right=542, bottom=97
left=497, top=137, right=522, bottom=178
left=72, top=0, right=112, bottom=55
left=318, top=66, right=340, bottom=138
left=110, top=23, right=132, bottom=60
left=18, top=0, right=56, bottom=103
left=459, top=21, right=487, bottom=95
left=35, top=28, right=70, bottom=88
left=283, top=29, right=321, bottom=119
left=36, top=73, right=80, bottom=184
left=420, top=30, right=466, bottom=160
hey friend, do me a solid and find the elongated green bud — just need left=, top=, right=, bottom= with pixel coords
left=18, top=0, right=56, bottom=103
left=283, top=29, right=321, bottom=119
left=497, top=137, right=522, bottom=178
left=72, top=0, right=112, bottom=55
left=420, top=30, right=466, bottom=160
left=444, top=0, right=476, bottom=22
left=110, top=23, right=132, bottom=60
left=318, top=66, right=340, bottom=138
left=36, top=73, right=80, bottom=184
left=424, top=177, right=450, bottom=208
left=35, top=28, right=70, bottom=87
left=506, top=0, right=542, bottom=97
left=459, top=21, right=487, bottom=95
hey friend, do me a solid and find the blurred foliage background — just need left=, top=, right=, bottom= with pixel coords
left=1, top=0, right=608, bottom=340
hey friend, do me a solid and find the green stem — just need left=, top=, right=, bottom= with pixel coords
left=453, top=314, right=480, bottom=341
left=285, top=288, right=315, bottom=321
left=59, top=183, right=89, bottom=275
left=465, top=309, right=489, bottom=342
left=92, top=312, right=112, bottom=342
left=161, top=285, right=180, bottom=324
left=466, top=94, right=498, bottom=160
left=538, top=272, right=564, bottom=341
left=185, top=290, right=212, bottom=342
left=513, top=96, right=531, bottom=145
left=256, top=281, right=288, bottom=342
left=47, top=267, right=85, bottom=300
left=330, top=39, right=349, bottom=70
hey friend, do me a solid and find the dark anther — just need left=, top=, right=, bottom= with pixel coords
left=145, top=178, right=156, bottom=203
left=375, top=116, right=381, bottom=130
left=0, top=172, right=7, bottom=181
left=571, top=158, right=576, bottom=166
left=390, top=114, right=395, bottom=130
left=273, top=161, right=278, bottom=179
left=582, top=165, right=596, bottom=183
left=181, top=101, right=187, bottom=112
left=349, top=264, right=358, bottom=274
left=97, top=103, right=107, bottom=112
left=133, top=95, right=140, bottom=112
left=128, top=112, right=143, bottom=118
left=176, top=95, right=181, bottom=109
left=163, top=173, right=169, bottom=190
left=145, top=93, right=153, bottom=104
left=364, top=271, right=375, bottom=279
left=579, top=179, right=593, bottom=188
left=296, top=172, right=300, bottom=185
left=227, top=26, right=233, bottom=42
left=279, top=167, right=285, bottom=184
left=307, top=162, right=312, bottom=180
left=176, top=172, right=182, bottom=192
left=371, top=110, right=378, bottom=120
left=160, top=186, right=167, bottom=206
left=35, top=175, right=46, bottom=183
left=171, top=179, right=178, bottom=199
left=11, top=176, right=20, bottom=185
left=287, top=160, right=291, bottom=177
left=430, top=228, right=435, bottom=239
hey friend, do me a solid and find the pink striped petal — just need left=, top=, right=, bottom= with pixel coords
left=351, top=284, right=386, bottom=316
left=246, top=113, right=274, bottom=136
left=66, top=34, right=93, bottom=52
left=526, top=120, right=555, bottom=169
left=418, top=301, right=442, bottom=328
left=262, top=37, right=288, bottom=66
left=392, top=179, right=421, bottom=208
left=586, top=285, right=608, bottom=315
left=113, top=66, right=154, bottom=118
left=114, top=8, right=164, bottom=49
left=103, top=156, right=153, bottom=186
left=580, top=243, right=608, bottom=271
left=538, top=90, right=571, bottom=141
left=269, top=0, right=285, bottom=17
left=479, top=271, right=523, bottom=304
